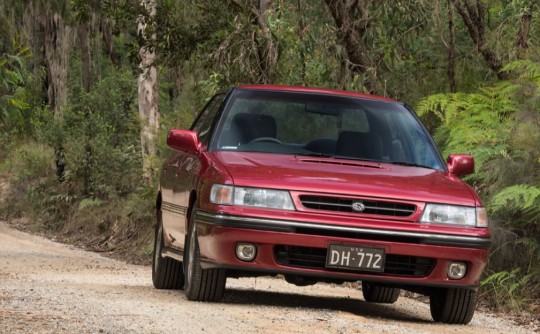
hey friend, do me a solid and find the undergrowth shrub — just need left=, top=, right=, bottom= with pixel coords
left=0, top=141, right=73, bottom=230
left=2, top=141, right=55, bottom=182
left=417, top=60, right=540, bottom=312
left=480, top=222, right=540, bottom=311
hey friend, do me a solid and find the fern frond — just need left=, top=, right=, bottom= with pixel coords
left=501, top=60, right=540, bottom=78
left=501, top=60, right=540, bottom=86
left=416, top=93, right=451, bottom=120
left=490, top=184, right=540, bottom=213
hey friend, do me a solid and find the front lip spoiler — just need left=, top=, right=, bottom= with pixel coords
left=196, top=211, right=491, bottom=249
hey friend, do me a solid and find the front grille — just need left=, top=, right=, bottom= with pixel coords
left=299, top=195, right=416, bottom=217
left=274, top=245, right=435, bottom=277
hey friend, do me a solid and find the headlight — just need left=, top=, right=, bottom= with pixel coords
left=420, top=204, right=488, bottom=227
left=210, top=184, right=295, bottom=211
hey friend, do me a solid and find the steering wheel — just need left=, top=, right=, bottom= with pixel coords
left=248, top=137, right=283, bottom=144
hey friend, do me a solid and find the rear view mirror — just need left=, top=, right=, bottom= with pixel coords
left=447, top=154, right=474, bottom=176
left=305, top=103, right=340, bottom=116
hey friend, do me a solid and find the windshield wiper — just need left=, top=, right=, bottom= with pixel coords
left=295, top=152, right=336, bottom=158
left=388, top=161, right=434, bottom=169
left=296, top=152, right=387, bottom=162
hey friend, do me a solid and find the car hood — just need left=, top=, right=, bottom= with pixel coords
left=212, top=152, right=480, bottom=206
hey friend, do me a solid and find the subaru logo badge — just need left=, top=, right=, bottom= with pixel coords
left=352, top=201, right=365, bottom=212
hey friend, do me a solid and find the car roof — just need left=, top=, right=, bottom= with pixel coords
left=236, top=84, right=397, bottom=103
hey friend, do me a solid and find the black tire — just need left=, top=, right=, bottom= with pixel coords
left=362, top=281, right=400, bottom=303
left=430, top=288, right=477, bottom=324
left=184, top=209, right=226, bottom=302
left=152, top=211, right=185, bottom=289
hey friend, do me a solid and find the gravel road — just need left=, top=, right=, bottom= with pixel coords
left=0, top=221, right=537, bottom=334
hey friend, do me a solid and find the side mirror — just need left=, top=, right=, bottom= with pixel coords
left=447, top=154, right=474, bottom=176
left=167, top=129, right=200, bottom=154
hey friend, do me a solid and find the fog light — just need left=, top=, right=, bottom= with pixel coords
left=235, top=243, right=257, bottom=261
left=448, top=262, right=467, bottom=280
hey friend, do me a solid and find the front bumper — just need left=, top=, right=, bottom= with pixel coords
left=195, top=210, right=490, bottom=288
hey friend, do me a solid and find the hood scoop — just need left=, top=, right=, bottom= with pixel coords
left=298, top=158, right=382, bottom=169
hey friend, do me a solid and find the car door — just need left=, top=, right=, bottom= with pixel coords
left=161, top=94, right=226, bottom=251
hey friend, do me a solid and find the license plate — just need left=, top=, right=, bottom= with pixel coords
left=326, top=244, right=385, bottom=272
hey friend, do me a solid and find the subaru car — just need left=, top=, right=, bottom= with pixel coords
left=152, top=85, right=490, bottom=324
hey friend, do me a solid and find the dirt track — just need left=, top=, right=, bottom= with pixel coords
left=0, top=221, right=537, bottom=334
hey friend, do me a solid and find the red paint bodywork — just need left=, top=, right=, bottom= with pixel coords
left=237, top=84, right=397, bottom=102
left=158, top=86, right=490, bottom=291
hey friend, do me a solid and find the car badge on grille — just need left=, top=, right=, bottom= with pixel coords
left=351, top=201, right=365, bottom=212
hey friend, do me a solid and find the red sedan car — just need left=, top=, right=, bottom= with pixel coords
left=153, top=85, right=490, bottom=324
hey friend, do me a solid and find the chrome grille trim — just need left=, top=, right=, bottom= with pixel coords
left=299, top=195, right=416, bottom=217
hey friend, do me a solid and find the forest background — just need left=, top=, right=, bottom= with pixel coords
left=0, top=0, right=538, bottom=314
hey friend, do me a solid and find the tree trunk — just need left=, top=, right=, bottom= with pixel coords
left=101, top=18, right=121, bottom=67
left=324, top=0, right=381, bottom=94
left=43, top=8, right=71, bottom=115
left=450, top=0, right=507, bottom=80
left=138, top=0, right=160, bottom=179
left=259, top=0, right=274, bottom=13
left=447, top=1, right=457, bottom=92
left=166, top=66, right=182, bottom=102
left=25, top=4, right=71, bottom=182
left=79, top=21, right=91, bottom=93
left=296, top=0, right=306, bottom=83
left=516, top=8, right=532, bottom=60
left=77, top=18, right=93, bottom=194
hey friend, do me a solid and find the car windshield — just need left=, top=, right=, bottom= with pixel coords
left=212, top=89, right=444, bottom=170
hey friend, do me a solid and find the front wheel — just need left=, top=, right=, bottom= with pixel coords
left=361, top=281, right=400, bottom=304
left=152, top=210, right=184, bottom=289
left=184, top=209, right=226, bottom=302
left=430, top=288, right=477, bottom=324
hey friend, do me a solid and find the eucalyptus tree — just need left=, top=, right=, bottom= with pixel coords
left=323, top=0, right=438, bottom=97
left=450, top=0, right=538, bottom=80
left=19, top=0, right=72, bottom=115
left=229, top=0, right=279, bottom=83
left=138, top=0, right=159, bottom=178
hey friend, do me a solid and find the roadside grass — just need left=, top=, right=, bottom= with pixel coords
left=0, top=140, right=155, bottom=265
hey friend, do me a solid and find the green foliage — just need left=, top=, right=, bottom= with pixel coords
left=78, top=198, right=104, bottom=211
left=481, top=268, right=536, bottom=311
left=197, top=72, right=223, bottom=98
left=122, top=182, right=155, bottom=226
left=481, top=235, right=540, bottom=311
left=0, top=32, right=32, bottom=129
left=158, top=71, right=199, bottom=146
left=0, top=141, right=71, bottom=230
left=1, top=142, right=55, bottom=182
left=416, top=84, right=516, bottom=171
left=55, top=69, right=140, bottom=199
left=418, top=60, right=540, bottom=311
left=503, top=60, right=540, bottom=85
left=491, top=185, right=540, bottom=213
left=152, top=0, right=231, bottom=67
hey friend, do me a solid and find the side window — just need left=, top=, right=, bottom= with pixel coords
left=191, top=94, right=226, bottom=144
